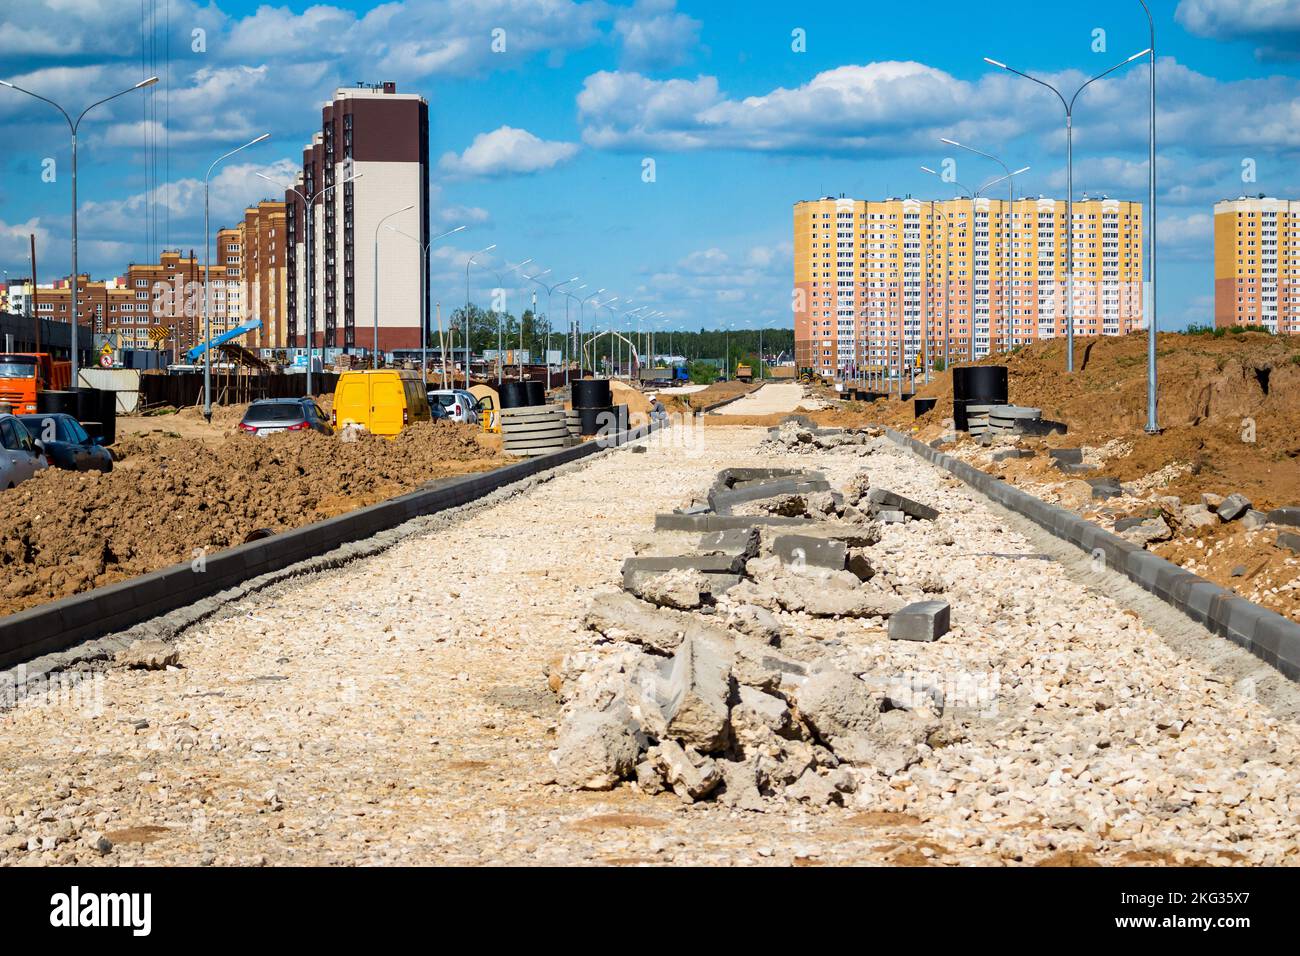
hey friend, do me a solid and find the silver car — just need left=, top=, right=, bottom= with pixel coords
left=426, top=389, right=480, bottom=424
left=237, top=398, right=333, bottom=436
left=0, top=413, right=48, bottom=489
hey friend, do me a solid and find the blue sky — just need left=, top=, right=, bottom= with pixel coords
left=2, top=0, right=1300, bottom=333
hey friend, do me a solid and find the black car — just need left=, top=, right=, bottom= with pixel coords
left=18, top=413, right=113, bottom=473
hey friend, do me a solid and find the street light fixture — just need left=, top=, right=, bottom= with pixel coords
left=0, top=74, right=158, bottom=384
left=373, top=203, right=416, bottom=364
left=984, top=48, right=1151, bottom=372
left=257, top=167, right=364, bottom=395
left=578, top=287, right=606, bottom=376
left=384, top=223, right=467, bottom=383
left=462, top=244, right=497, bottom=387
left=483, top=257, right=533, bottom=384
left=202, top=132, right=270, bottom=420
left=942, top=139, right=1028, bottom=357
left=1138, top=0, right=1159, bottom=434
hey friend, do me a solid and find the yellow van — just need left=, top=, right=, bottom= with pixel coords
left=331, top=370, right=431, bottom=437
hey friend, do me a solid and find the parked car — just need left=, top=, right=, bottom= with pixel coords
left=238, top=398, right=333, bottom=436
left=332, top=370, right=431, bottom=437
left=426, top=389, right=480, bottom=425
left=17, top=413, right=113, bottom=473
left=0, top=413, right=48, bottom=489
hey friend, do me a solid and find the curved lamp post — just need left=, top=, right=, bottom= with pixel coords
left=384, top=223, right=467, bottom=382
left=203, top=133, right=270, bottom=419
left=373, top=203, right=415, bottom=364
left=257, top=167, right=363, bottom=395
left=984, top=48, right=1150, bottom=372
left=1, top=74, right=158, bottom=384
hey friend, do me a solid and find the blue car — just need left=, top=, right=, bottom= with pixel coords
left=18, top=413, right=113, bottom=474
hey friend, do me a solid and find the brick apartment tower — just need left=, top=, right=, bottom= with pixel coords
left=286, top=83, right=430, bottom=354
left=1214, top=196, right=1300, bottom=332
left=793, top=195, right=1144, bottom=380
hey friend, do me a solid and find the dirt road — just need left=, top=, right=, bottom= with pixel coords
left=711, top=382, right=823, bottom=417
left=2, top=427, right=1297, bottom=866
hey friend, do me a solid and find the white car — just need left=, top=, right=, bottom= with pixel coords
left=0, top=413, right=48, bottom=489
left=426, top=389, right=480, bottom=425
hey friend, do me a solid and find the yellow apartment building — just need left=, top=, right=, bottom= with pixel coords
left=794, top=194, right=1145, bottom=379
left=1214, top=196, right=1300, bottom=332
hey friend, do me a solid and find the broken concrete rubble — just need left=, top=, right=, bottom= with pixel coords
left=550, top=702, right=646, bottom=791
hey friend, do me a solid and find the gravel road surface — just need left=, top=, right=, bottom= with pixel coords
left=1, top=426, right=1296, bottom=867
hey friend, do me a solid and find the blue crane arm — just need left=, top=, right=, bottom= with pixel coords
left=185, top=319, right=263, bottom=362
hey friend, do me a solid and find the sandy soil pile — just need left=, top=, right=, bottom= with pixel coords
left=857, top=331, right=1300, bottom=509
left=0, top=422, right=505, bottom=616
left=659, top=381, right=757, bottom=413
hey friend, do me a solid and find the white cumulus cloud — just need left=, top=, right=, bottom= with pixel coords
left=438, top=126, right=579, bottom=178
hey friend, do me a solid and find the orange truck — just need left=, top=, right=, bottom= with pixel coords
left=0, top=353, right=72, bottom=414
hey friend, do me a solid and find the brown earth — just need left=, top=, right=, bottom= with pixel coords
left=658, top=380, right=758, bottom=414
left=865, top=331, right=1300, bottom=510
left=0, top=422, right=507, bottom=617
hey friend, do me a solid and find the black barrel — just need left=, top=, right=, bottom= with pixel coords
left=964, top=366, right=1008, bottom=403
left=952, top=365, right=1008, bottom=431
left=571, top=378, right=612, bottom=410
left=952, top=366, right=971, bottom=402
left=498, top=381, right=531, bottom=409
left=98, top=388, right=118, bottom=446
left=36, top=390, right=78, bottom=416
left=579, top=404, right=629, bottom=437
left=524, top=380, right=546, bottom=407
left=914, top=398, right=938, bottom=418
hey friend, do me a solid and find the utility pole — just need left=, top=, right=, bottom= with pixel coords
left=29, top=234, right=39, bottom=354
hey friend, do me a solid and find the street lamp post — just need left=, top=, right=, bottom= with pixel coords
left=463, top=244, right=497, bottom=387
left=559, top=284, right=587, bottom=387
left=922, top=165, right=978, bottom=370
left=578, top=288, right=606, bottom=377
left=373, top=203, right=416, bottom=366
left=257, top=168, right=364, bottom=395
left=984, top=49, right=1150, bottom=372
left=942, top=140, right=1027, bottom=357
left=384, top=223, right=467, bottom=384
left=1138, top=0, right=1159, bottom=434
left=1, top=75, right=158, bottom=384
left=203, top=133, right=270, bottom=420
left=482, top=258, right=532, bottom=385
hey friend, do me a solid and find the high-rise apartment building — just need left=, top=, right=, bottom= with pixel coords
left=240, top=201, right=289, bottom=349
left=286, top=82, right=429, bottom=354
left=794, top=195, right=1144, bottom=379
left=1214, top=196, right=1300, bottom=332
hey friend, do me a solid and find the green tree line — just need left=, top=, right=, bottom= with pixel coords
left=444, top=304, right=793, bottom=368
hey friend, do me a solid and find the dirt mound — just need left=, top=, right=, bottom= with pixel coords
left=609, top=379, right=652, bottom=416
left=659, top=381, right=757, bottom=413
left=0, top=422, right=506, bottom=616
left=850, top=331, right=1300, bottom=510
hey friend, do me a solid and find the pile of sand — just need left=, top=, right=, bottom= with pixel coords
left=0, top=422, right=505, bottom=616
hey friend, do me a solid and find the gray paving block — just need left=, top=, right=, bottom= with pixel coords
left=772, top=534, right=847, bottom=571
left=654, top=513, right=812, bottom=532
left=1278, top=531, right=1300, bottom=554
left=1217, top=493, right=1252, bottom=522
left=698, top=527, right=760, bottom=560
left=621, top=553, right=748, bottom=583
left=708, top=478, right=831, bottom=514
left=888, top=601, right=951, bottom=643
left=1088, top=477, right=1123, bottom=500
left=991, top=448, right=1032, bottom=462
left=1047, top=448, right=1084, bottom=465
left=866, top=488, right=939, bottom=521
left=1267, top=507, right=1300, bottom=528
